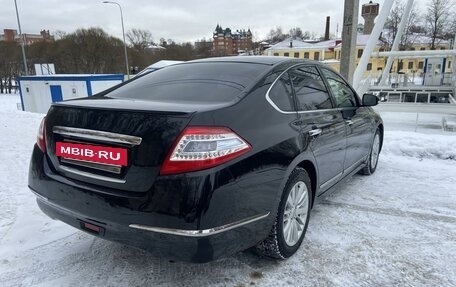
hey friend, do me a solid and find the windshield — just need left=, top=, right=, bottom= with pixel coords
left=107, top=62, right=269, bottom=103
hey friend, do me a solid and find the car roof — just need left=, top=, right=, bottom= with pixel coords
left=187, top=56, right=318, bottom=66
left=145, top=60, right=184, bottom=69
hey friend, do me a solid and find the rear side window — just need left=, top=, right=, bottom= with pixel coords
left=268, top=72, right=294, bottom=111
left=107, top=62, right=269, bottom=103
left=289, top=65, right=333, bottom=111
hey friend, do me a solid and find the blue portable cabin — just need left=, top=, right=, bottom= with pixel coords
left=17, top=74, right=124, bottom=113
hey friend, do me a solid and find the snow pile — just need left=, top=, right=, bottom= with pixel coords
left=382, top=130, right=456, bottom=160
left=0, top=93, right=22, bottom=112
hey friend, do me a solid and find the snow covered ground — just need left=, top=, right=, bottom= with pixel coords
left=0, top=93, right=455, bottom=286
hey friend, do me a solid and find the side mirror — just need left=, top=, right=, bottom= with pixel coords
left=362, top=93, right=379, bottom=106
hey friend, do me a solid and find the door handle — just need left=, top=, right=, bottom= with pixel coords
left=309, top=128, right=322, bottom=137
left=345, top=120, right=354, bottom=126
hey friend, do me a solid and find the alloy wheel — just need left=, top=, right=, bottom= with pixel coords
left=371, top=133, right=380, bottom=169
left=282, top=181, right=309, bottom=246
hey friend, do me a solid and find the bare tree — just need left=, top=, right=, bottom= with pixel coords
left=160, top=42, right=194, bottom=60
left=267, top=27, right=288, bottom=43
left=50, top=28, right=125, bottom=73
left=54, top=30, right=67, bottom=40
left=384, top=0, right=421, bottom=50
left=0, top=27, right=211, bottom=77
left=0, top=41, right=21, bottom=93
left=194, top=38, right=212, bottom=58
left=302, top=31, right=317, bottom=40
left=442, top=9, right=456, bottom=39
left=425, top=0, right=454, bottom=49
left=289, top=27, right=304, bottom=39
left=126, top=28, right=153, bottom=51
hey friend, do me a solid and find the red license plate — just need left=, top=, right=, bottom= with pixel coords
left=56, top=142, right=128, bottom=166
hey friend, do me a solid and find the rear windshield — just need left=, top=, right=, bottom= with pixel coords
left=107, top=62, right=269, bottom=102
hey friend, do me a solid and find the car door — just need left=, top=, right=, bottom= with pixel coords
left=288, top=65, right=347, bottom=194
left=319, top=68, right=373, bottom=174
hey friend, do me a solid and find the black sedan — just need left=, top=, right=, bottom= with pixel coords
left=29, top=56, right=383, bottom=263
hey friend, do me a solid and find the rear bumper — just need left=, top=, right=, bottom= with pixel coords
left=28, top=144, right=281, bottom=262
left=34, top=196, right=267, bottom=263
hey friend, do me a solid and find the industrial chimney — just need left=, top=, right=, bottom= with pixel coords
left=324, top=16, right=330, bottom=40
left=361, top=1, right=379, bottom=35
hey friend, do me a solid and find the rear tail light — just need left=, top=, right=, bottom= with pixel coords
left=160, top=126, right=252, bottom=175
left=37, top=117, right=46, bottom=152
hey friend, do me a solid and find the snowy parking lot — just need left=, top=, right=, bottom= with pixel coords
left=0, top=93, right=455, bottom=286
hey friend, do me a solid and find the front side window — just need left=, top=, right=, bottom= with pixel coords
left=289, top=65, right=332, bottom=111
left=321, top=68, right=358, bottom=108
left=268, top=72, right=294, bottom=111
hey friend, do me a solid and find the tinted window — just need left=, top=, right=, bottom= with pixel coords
left=289, top=66, right=332, bottom=111
left=268, top=72, right=294, bottom=111
left=321, top=68, right=358, bottom=108
left=107, top=62, right=269, bottom=103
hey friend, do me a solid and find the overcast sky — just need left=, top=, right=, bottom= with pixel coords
left=1, top=0, right=429, bottom=43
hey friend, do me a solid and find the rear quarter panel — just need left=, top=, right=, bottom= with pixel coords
left=188, top=75, right=314, bottom=231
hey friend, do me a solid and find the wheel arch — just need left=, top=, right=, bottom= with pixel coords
left=296, top=160, right=317, bottom=208
left=275, top=151, right=319, bottom=213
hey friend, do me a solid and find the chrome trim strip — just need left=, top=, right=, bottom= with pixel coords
left=265, top=65, right=299, bottom=114
left=308, top=128, right=322, bottom=137
left=30, top=188, right=82, bottom=216
left=320, top=172, right=343, bottom=190
left=30, top=189, right=49, bottom=202
left=344, top=157, right=366, bottom=174
left=320, top=157, right=367, bottom=191
left=59, top=165, right=126, bottom=184
left=53, top=126, right=142, bottom=146
left=129, top=212, right=270, bottom=237
left=265, top=63, right=336, bottom=115
left=60, top=158, right=122, bottom=174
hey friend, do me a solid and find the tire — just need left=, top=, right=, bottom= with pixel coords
left=256, top=168, right=312, bottom=259
left=360, top=128, right=382, bottom=175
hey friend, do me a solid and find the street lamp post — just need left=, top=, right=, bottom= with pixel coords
left=14, top=0, right=29, bottom=75
left=102, top=1, right=129, bottom=79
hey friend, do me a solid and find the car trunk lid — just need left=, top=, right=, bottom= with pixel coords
left=45, top=99, right=194, bottom=192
